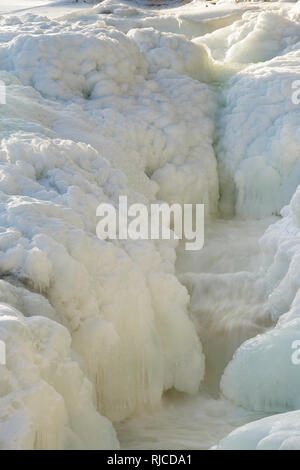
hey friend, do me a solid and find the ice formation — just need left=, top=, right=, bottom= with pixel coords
left=0, top=0, right=217, bottom=449
left=221, top=189, right=300, bottom=412
left=215, top=409, right=300, bottom=450
left=217, top=49, right=300, bottom=217
left=1, top=0, right=300, bottom=451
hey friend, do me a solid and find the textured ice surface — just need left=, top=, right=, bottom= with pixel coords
left=0, top=0, right=215, bottom=448
left=1, top=0, right=300, bottom=450
left=217, top=49, right=300, bottom=217
left=214, top=410, right=300, bottom=450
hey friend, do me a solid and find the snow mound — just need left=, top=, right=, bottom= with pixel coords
left=0, top=13, right=219, bottom=209
left=0, top=8, right=217, bottom=436
left=197, top=10, right=300, bottom=63
left=0, top=133, right=204, bottom=426
left=1, top=30, right=145, bottom=100
left=217, top=48, right=300, bottom=217
left=0, top=295, right=118, bottom=450
left=128, top=27, right=214, bottom=81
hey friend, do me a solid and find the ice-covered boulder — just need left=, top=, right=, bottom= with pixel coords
left=215, top=409, right=300, bottom=450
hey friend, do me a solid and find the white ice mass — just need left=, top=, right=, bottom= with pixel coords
left=0, top=0, right=300, bottom=450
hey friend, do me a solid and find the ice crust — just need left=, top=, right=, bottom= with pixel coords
left=1, top=0, right=300, bottom=450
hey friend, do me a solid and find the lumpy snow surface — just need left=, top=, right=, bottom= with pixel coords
left=0, top=0, right=300, bottom=450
